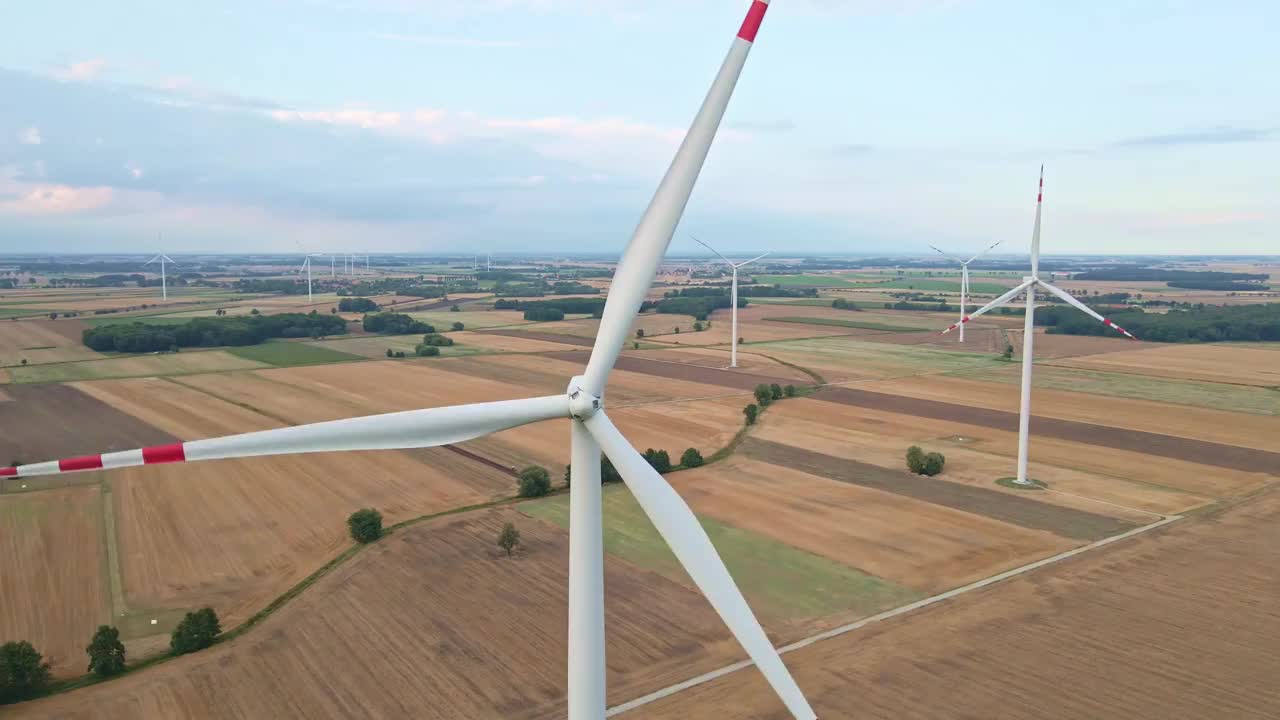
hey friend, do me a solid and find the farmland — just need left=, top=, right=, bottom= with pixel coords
left=6, top=350, right=270, bottom=384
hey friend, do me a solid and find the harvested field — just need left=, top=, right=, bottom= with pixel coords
left=481, top=328, right=596, bottom=347
left=744, top=336, right=1001, bottom=383
left=0, top=383, right=178, bottom=468
left=523, top=487, right=919, bottom=626
left=865, top=374, right=1280, bottom=450
left=1007, top=328, right=1151, bottom=358
left=670, top=457, right=1072, bottom=593
left=1052, top=342, right=1280, bottom=386
left=11, top=508, right=753, bottom=719
left=307, top=334, right=490, bottom=359
left=763, top=317, right=921, bottom=333
left=446, top=330, right=583, bottom=353
left=0, top=486, right=109, bottom=676
left=7, top=350, right=270, bottom=384
left=866, top=326, right=1005, bottom=353
left=646, top=307, right=863, bottom=347
left=741, top=439, right=1134, bottom=541
left=628, top=488, right=1280, bottom=720
left=0, top=319, right=100, bottom=366
left=71, top=378, right=514, bottom=627
left=815, top=386, right=1280, bottom=475
left=622, top=347, right=814, bottom=382
left=545, top=350, right=806, bottom=393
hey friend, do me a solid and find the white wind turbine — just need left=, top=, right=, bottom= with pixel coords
left=0, top=3, right=816, bottom=718
left=942, top=167, right=1138, bottom=486
left=692, top=236, right=769, bottom=368
left=927, top=236, right=1004, bottom=343
left=144, top=252, right=176, bottom=301
left=300, top=253, right=325, bottom=303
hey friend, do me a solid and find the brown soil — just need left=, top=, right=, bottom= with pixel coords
left=628, top=487, right=1280, bottom=720
left=740, top=439, right=1134, bottom=541
left=480, top=328, right=596, bottom=347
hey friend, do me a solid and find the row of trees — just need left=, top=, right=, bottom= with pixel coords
left=338, top=297, right=379, bottom=312
left=1073, top=268, right=1268, bottom=282
left=1039, top=303, right=1280, bottom=343
left=83, top=313, right=347, bottom=352
left=494, top=297, right=611, bottom=317
left=362, top=312, right=434, bottom=334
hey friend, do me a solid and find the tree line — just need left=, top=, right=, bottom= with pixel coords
left=1040, top=303, right=1280, bottom=343
left=83, top=313, right=348, bottom=352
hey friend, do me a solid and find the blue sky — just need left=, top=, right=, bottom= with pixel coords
left=0, top=0, right=1276, bottom=255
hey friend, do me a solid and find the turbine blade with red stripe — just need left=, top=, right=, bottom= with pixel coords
left=581, top=0, right=772, bottom=398
left=941, top=279, right=1034, bottom=334
left=1039, top=281, right=1140, bottom=340
left=1, top=395, right=569, bottom=478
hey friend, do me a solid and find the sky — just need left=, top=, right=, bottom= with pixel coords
left=0, top=0, right=1276, bottom=256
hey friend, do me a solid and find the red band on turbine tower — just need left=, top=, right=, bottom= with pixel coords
left=143, top=443, right=187, bottom=465
left=738, top=0, right=768, bottom=42
left=59, top=455, right=104, bottom=472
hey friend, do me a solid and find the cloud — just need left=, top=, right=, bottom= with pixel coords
left=1116, top=126, right=1274, bottom=147
left=17, top=126, right=42, bottom=145
left=366, top=31, right=527, bottom=49
left=269, top=108, right=404, bottom=129
left=0, top=183, right=115, bottom=215
left=51, top=58, right=107, bottom=82
left=125, top=162, right=144, bottom=179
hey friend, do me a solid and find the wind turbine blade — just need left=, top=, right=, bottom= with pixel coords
left=1, top=395, right=568, bottom=479
left=691, top=235, right=732, bottom=266
left=927, top=245, right=966, bottom=265
left=584, top=411, right=816, bottom=720
left=144, top=255, right=161, bottom=265
left=964, top=237, right=1005, bottom=265
left=942, top=279, right=1033, bottom=334
left=735, top=251, right=771, bottom=267
left=581, top=0, right=773, bottom=398
left=1039, top=281, right=1139, bottom=340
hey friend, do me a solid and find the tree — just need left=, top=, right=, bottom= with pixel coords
left=451, top=321, right=465, bottom=331
left=564, top=456, right=621, bottom=487
left=769, top=383, right=783, bottom=400
left=680, top=447, right=704, bottom=468
left=743, top=403, right=759, bottom=425
left=753, top=384, right=773, bottom=406
left=693, top=321, right=704, bottom=332
left=19, top=358, right=26, bottom=366
left=517, top=465, right=552, bottom=498
left=642, top=448, right=672, bottom=473
left=386, top=348, right=394, bottom=358
left=1001, top=344, right=1014, bottom=360
left=415, top=344, right=440, bottom=357
left=85, top=625, right=126, bottom=677
left=906, top=445, right=925, bottom=474
left=48, top=312, right=58, bottom=320
left=784, top=384, right=797, bottom=397
left=922, top=451, right=946, bottom=476
left=394, top=350, right=406, bottom=358
left=0, top=640, right=51, bottom=704
left=497, top=522, right=521, bottom=558
left=635, top=328, right=645, bottom=338
left=170, top=608, right=221, bottom=656
left=347, top=508, right=383, bottom=543
left=450, top=304, right=461, bottom=312
left=674, top=326, right=680, bottom=334
left=906, top=446, right=945, bottom=476
left=250, top=308, right=260, bottom=315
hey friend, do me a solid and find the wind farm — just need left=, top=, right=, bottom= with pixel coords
left=1, top=1, right=1278, bottom=719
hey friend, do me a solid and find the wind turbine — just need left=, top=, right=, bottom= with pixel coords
left=0, top=3, right=816, bottom=718
left=942, top=167, right=1138, bottom=486
left=928, top=237, right=1004, bottom=343
left=301, top=254, right=324, bottom=303
left=144, top=252, right=176, bottom=302
left=330, top=255, right=336, bottom=279
left=692, top=236, right=769, bottom=368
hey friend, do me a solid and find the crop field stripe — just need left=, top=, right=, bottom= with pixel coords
left=606, top=514, right=1182, bottom=717
left=479, top=328, right=596, bottom=346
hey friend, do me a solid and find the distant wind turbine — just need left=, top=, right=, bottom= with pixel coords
left=692, top=236, right=769, bottom=368
left=942, top=167, right=1138, bottom=486
left=301, top=254, right=324, bottom=302
left=144, top=252, right=176, bottom=301
left=928, top=237, right=1004, bottom=343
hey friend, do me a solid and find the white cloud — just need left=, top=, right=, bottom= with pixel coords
left=0, top=183, right=115, bottom=215
left=269, top=108, right=404, bottom=129
left=125, top=162, right=144, bottom=179
left=51, top=58, right=107, bottom=82
left=17, top=126, right=42, bottom=145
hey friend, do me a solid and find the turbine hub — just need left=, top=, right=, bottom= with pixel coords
left=566, top=375, right=601, bottom=420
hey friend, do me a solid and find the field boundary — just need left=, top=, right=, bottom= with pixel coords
left=606, top=513, right=1182, bottom=717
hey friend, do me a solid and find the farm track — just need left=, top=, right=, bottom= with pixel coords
left=739, top=439, right=1136, bottom=541
left=542, top=350, right=1280, bottom=474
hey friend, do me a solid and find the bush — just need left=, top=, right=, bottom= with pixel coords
left=347, top=508, right=383, bottom=543
left=86, top=625, right=126, bottom=677
left=680, top=447, right=704, bottom=468
left=338, top=297, right=379, bottom=312
left=394, top=350, right=406, bottom=358
left=635, top=329, right=645, bottom=338
left=451, top=321, right=464, bottom=331
left=498, top=522, right=521, bottom=557
left=743, top=403, right=759, bottom=425
left=363, top=312, right=433, bottom=335
left=517, top=465, right=552, bottom=498
left=1001, top=344, right=1014, bottom=360
left=386, top=348, right=394, bottom=358
left=753, top=384, right=773, bottom=406
left=784, top=384, right=797, bottom=397
left=769, top=383, right=783, bottom=400
left=0, top=640, right=51, bottom=704
left=450, top=304, right=460, bottom=312
left=906, top=446, right=945, bottom=476
left=170, top=608, right=221, bottom=656
left=642, top=448, right=672, bottom=473
left=415, top=344, right=441, bottom=357
left=523, top=307, right=565, bottom=322
left=421, top=333, right=454, bottom=346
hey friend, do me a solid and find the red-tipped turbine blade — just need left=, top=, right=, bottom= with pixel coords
left=1039, top=281, right=1140, bottom=340
left=940, top=280, right=1034, bottom=334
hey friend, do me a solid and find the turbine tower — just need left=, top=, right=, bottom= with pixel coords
left=692, top=236, right=769, bottom=368
left=928, top=236, right=1004, bottom=343
left=144, top=252, right=175, bottom=301
left=942, top=167, right=1138, bottom=486
left=301, top=253, right=324, bottom=303
left=0, top=3, right=816, bottom=718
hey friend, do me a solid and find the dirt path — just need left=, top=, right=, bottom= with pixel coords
left=740, top=439, right=1136, bottom=541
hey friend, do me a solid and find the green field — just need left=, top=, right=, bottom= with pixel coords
left=744, top=297, right=834, bottom=307
left=82, top=316, right=197, bottom=327
left=858, top=278, right=1012, bottom=294
left=405, top=310, right=531, bottom=329
left=752, top=274, right=860, bottom=288
left=753, top=335, right=1002, bottom=378
left=764, top=317, right=921, bottom=333
left=948, top=363, right=1280, bottom=416
left=520, top=485, right=919, bottom=621
left=311, top=335, right=490, bottom=360
left=227, top=342, right=363, bottom=367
